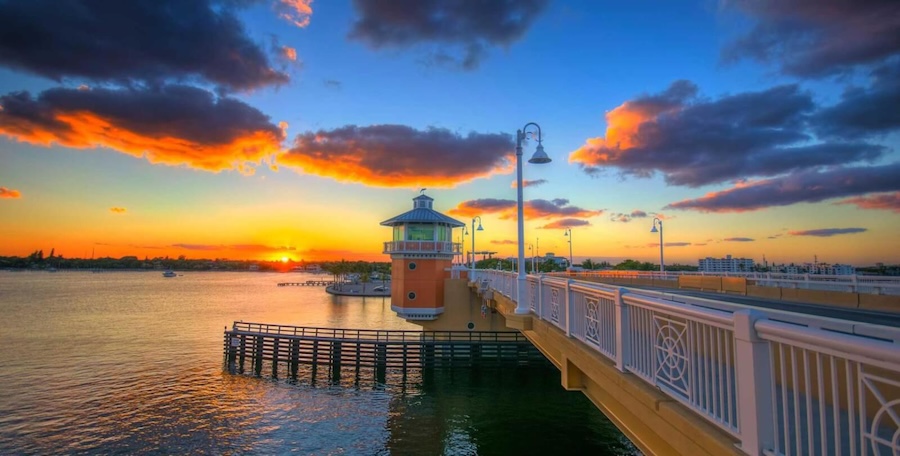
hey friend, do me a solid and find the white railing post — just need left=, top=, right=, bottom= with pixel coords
left=565, top=279, right=573, bottom=337
left=733, top=309, right=775, bottom=456
left=537, top=275, right=544, bottom=319
left=614, top=287, right=629, bottom=372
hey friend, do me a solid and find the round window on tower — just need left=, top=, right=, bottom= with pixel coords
left=408, top=291, right=416, bottom=300
left=408, top=262, right=417, bottom=270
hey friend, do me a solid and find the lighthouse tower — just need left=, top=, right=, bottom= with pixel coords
left=380, top=193, right=464, bottom=320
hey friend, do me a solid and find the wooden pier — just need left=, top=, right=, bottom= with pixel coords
left=223, top=322, right=547, bottom=382
left=277, top=280, right=335, bottom=287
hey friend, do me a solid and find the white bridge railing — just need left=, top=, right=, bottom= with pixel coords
left=473, top=270, right=900, bottom=456
left=558, top=270, right=900, bottom=296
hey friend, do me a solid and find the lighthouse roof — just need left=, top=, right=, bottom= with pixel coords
left=380, top=194, right=465, bottom=227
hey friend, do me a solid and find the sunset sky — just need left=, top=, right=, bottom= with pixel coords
left=1, top=0, right=898, bottom=266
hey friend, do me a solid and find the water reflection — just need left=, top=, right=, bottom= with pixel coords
left=0, top=271, right=635, bottom=455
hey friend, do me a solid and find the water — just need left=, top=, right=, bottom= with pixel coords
left=0, top=271, right=635, bottom=455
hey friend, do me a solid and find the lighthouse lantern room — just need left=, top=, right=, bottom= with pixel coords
left=380, top=193, right=464, bottom=320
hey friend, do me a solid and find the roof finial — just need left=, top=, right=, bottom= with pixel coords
left=419, top=188, right=427, bottom=195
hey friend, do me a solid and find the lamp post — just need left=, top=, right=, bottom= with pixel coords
left=515, top=122, right=552, bottom=314
left=460, top=225, right=468, bottom=266
left=650, top=217, right=664, bottom=272
left=564, top=227, right=573, bottom=269
left=471, top=216, right=483, bottom=270
left=527, top=244, right=534, bottom=273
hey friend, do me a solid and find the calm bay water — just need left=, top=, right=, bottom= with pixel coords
left=0, top=271, right=634, bottom=455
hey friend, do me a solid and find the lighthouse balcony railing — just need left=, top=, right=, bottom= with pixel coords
left=471, top=269, right=900, bottom=456
left=383, top=241, right=461, bottom=255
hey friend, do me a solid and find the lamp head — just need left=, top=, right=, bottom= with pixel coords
left=650, top=225, right=658, bottom=233
left=476, top=223, right=484, bottom=231
left=528, top=143, right=552, bottom=164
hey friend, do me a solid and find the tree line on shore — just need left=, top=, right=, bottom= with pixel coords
left=4, top=250, right=896, bottom=276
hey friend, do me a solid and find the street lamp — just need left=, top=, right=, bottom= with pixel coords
left=515, top=122, right=552, bottom=314
left=459, top=225, right=468, bottom=266
left=650, top=217, right=664, bottom=272
left=471, top=216, right=483, bottom=270
left=564, top=227, right=574, bottom=269
left=527, top=244, right=534, bottom=273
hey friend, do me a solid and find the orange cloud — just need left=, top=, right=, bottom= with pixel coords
left=836, top=192, right=900, bottom=213
left=569, top=84, right=687, bottom=167
left=277, top=0, right=313, bottom=27
left=0, top=187, right=21, bottom=198
left=0, top=86, right=284, bottom=174
left=281, top=46, right=298, bottom=61
left=280, top=125, right=514, bottom=188
left=110, top=207, right=127, bottom=213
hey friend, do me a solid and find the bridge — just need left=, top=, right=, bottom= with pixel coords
left=471, top=269, right=900, bottom=456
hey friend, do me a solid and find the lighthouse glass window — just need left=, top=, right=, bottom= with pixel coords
left=407, top=224, right=434, bottom=241
left=393, top=226, right=405, bottom=241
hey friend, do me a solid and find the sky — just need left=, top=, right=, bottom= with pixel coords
left=1, top=0, right=899, bottom=266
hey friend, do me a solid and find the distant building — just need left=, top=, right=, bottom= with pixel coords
left=806, top=263, right=856, bottom=275
left=698, top=255, right=755, bottom=273
left=539, top=252, right=569, bottom=268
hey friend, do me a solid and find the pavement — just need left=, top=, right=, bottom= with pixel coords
left=325, top=281, right=391, bottom=297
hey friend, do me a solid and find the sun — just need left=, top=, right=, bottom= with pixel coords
left=281, top=256, right=289, bottom=263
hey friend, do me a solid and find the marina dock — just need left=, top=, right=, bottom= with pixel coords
left=277, top=280, right=334, bottom=287
left=223, top=321, right=547, bottom=382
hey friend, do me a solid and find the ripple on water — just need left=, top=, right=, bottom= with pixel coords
left=0, top=272, right=636, bottom=455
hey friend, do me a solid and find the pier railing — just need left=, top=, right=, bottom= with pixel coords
left=224, top=322, right=548, bottom=382
left=473, top=270, right=900, bottom=456
left=230, top=321, right=527, bottom=343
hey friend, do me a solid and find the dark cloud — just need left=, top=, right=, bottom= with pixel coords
left=348, top=0, right=549, bottom=70
left=0, top=85, right=284, bottom=174
left=280, top=125, right=513, bottom=187
left=539, top=218, right=591, bottom=229
left=450, top=198, right=602, bottom=220
left=173, top=243, right=297, bottom=251
left=664, top=162, right=900, bottom=212
left=512, top=178, right=548, bottom=189
left=815, top=63, right=900, bottom=138
left=569, top=81, right=884, bottom=187
left=173, top=244, right=220, bottom=251
left=490, top=240, right=517, bottom=245
left=647, top=242, right=692, bottom=248
left=610, top=209, right=650, bottom=223
left=0, top=0, right=289, bottom=90
left=666, top=242, right=691, bottom=247
left=0, top=187, right=21, bottom=199
left=722, top=0, right=900, bottom=77
left=109, top=207, right=127, bottom=214
left=789, top=228, right=867, bottom=237
left=724, top=237, right=755, bottom=242
left=836, top=192, right=900, bottom=213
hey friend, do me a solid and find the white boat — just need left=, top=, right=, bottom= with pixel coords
left=162, top=270, right=177, bottom=278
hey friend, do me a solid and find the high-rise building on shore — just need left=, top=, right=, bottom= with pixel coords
left=698, top=254, right=755, bottom=273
